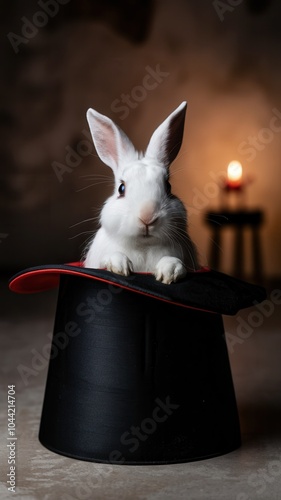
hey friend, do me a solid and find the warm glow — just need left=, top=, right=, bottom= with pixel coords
left=227, top=161, right=243, bottom=186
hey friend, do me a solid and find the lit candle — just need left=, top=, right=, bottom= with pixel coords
left=227, top=161, right=243, bottom=189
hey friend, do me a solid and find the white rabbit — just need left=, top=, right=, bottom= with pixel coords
left=83, top=101, right=198, bottom=284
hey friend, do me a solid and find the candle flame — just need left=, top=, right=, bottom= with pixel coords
left=227, top=161, right=243, bottom=183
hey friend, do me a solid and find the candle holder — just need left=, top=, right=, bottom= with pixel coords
left=206, top=162, right=262, bottom=281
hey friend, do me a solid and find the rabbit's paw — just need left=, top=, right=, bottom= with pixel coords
left=102, top=252, right=133, bottom=276
left=155, top=256, right=186, bottom=284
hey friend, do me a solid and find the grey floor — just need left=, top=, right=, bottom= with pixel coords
left=1, top=276, right=281, bottom=500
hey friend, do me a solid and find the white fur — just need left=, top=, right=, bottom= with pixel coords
left=84, top=102, right=198, bottom=284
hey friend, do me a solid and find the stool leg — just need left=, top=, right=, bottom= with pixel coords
left=234, top=226, right=243, bottom=278
left=252, top=226, right=263, bottom=282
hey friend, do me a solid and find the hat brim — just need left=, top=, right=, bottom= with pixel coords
left=9, top=262, right=266, bottom=316
left=9, top=262, right=266, bottom=315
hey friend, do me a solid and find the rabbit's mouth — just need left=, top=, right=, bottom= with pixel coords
left=139, top=214, right=159, bottom=239
left=140, top=220, right=159, bottom=239
left=141, top=225, right=161, bottom=239
left=143, top=226, right=153, bottom=238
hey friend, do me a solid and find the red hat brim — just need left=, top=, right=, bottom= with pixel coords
left=9, top=262, right=266, bottom=316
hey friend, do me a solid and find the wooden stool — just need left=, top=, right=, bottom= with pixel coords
left=205, top=210, right=264, bottom=282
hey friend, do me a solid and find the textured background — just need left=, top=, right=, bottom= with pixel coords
left=1, top=0, right=281, bottom=277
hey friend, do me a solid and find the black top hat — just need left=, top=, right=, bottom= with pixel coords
left=9, top=264, right=266, bottom=464
left=9, top=262, right=266, bottom=315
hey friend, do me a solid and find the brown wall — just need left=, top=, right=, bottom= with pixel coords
left=1, top=0, right=281, bottom=278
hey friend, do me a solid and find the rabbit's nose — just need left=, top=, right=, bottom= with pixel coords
left=139, top=203, right=158, bottom=227
left=139, top=216, right=159, bottom=228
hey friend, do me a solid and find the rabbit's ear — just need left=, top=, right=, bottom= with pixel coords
left=86, top=108, right=136, bottom=173
left=145, top=102, right=187, bottom=168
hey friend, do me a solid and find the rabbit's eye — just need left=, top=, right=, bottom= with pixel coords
left=118, top=182, right=126, bottom=197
